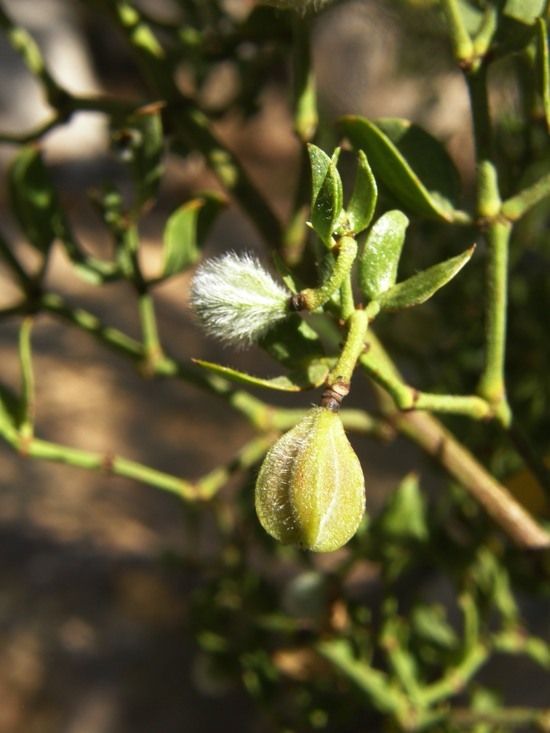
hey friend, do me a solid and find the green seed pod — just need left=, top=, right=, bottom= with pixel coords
left=255, top=406, right=366, bottom=552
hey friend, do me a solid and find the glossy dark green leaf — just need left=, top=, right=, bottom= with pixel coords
left=8, top=145, right=63, bottom=254
left=358, top=210, right=409, bottom=301
left=111, top=102, right=164, bottom=212
left=307, top=144, right=343, bottom=245
left=192, top=359, right=329, bottom=392
left=340, top=116, right=462, bottom=221
left=161, top=192, right=226, bottom=280
left=379, top=245, right=475, bottom=311
left=346, top=150, right=378, bottom=235
left=258, top=315, right=325, bottom=368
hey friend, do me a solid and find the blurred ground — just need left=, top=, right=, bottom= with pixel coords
left=0, top=1, right=477, bottom=731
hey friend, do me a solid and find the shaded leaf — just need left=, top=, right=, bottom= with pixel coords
left=379, top=245, right=475, bottom=311
left=493, top=0, right=546, bottom=57
left=8, top=145, right=63, bottom=254
left=308, top=144, right=343, bottom=245
left=258, top=315, right=325, bottom=368
left=160, top=192, right=226, bottom=280
left=375, top=473, right=428, bottom=542
left=112, top=102, right=165, bottom=212
left=359, top=210, right=409, bottom=301
left=193, top=359, right=329, bottom=392
left=346, top=150, right=378, bottom=235
left=340, top=116, right=462, bottom=221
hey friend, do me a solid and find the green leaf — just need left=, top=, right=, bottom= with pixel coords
left=379, top=245, right=475, bottom=311
left=339, top=116, right=462, bottom=221
left=192, top=359, right=329, bottom=392
left=410, top=605, right=458, bottom=651
left=358, top=210, right=409, bottom=301
left=258, top=315, right=325, bottom=369
left=8, top=145, right=64, bottom=254
left=160, top=192, right=226, bottom=280
left=493, top=0, right=547, bottom=57
left=536, top=18, right=550, bottom=134
left=308, top=144, right=343, bottom=245
left=111, top=102, right=165, bottom=212
left=376, top=473, right=428, bottom=542
left=346, top=150, right=378, bottom=235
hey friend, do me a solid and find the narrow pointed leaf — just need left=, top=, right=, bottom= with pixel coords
left=308, top=144, right=343, bottom=245
left=193, top=359, right=329, bottom=392
left=8, top=145, right=63, bottom=254
left=340, top=116, right=462, bottom=221
left=160, top=192, right=226, bottom=280
left=359, top=210, right=409, bottom=300
left=379, top=245, right=475, bottom=311
left=346, top=150, right=378, bottom=235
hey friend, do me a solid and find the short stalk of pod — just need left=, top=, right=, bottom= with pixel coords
left=255, top=406, right=366, bottom=552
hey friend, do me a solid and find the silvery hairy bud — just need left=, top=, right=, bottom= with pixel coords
left=255, top=404, right=366, bottom=552
left=190, top=251, right=291, bottom=347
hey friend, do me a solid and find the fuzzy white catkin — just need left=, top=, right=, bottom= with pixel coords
left=190, top=251, right=291, bottom=347
left=260, top=0, right=334, bottom=14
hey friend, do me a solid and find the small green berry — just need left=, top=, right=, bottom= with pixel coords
left=255, top=406, right=366, bottom=552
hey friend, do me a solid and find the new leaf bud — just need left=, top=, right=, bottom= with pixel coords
left=255, top=406, right=366, bottom=552
left=190, top=251, right=291, bottom=347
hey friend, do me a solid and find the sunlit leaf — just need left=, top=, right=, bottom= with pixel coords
left=160, top=192, right=226, bottom=280
left=358, top=210, right=409, bottom=301
left=346, top=150, right=377, bottom=235
left=379, top=245, right=475, bottom=311
left=308, top=144, right=343, bottom=245
left=193, top=359, right=329, bottom=391
left=340, top=116, right=462, bottom=221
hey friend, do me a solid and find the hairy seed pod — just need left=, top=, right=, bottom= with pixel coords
left=190, top=251, right=291, bottom=347
left=255, top=406, right=365, bottom=552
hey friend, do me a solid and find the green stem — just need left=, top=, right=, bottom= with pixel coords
left=394, top=409, right=550, bottom=549
left=101, top=0, right=282, bottom=249
left=449, top=707, right=550, bottom=730
left=318, top=640, right=407, bottom=716
left=501, top=172, right=550, bottom=221
left=1, top=429, right=196, bottom=499
left=440, top=0, right=475, bottom=67
left=18, top=318, right=35, bottom=439
left=291, top=13, right=318, bottom=142
left=296, top=236, right=357, bottom=311
left=476, top=220, right=511, bottom=423
left=137, top=291, right=164, bottom=372
left=328, top=307, right=369, bottom=386
left=196, top=435, right=273, bottom=500
left=418, top=643, right=489, bottom=707
left=0, top=5, right=67, bottom=108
